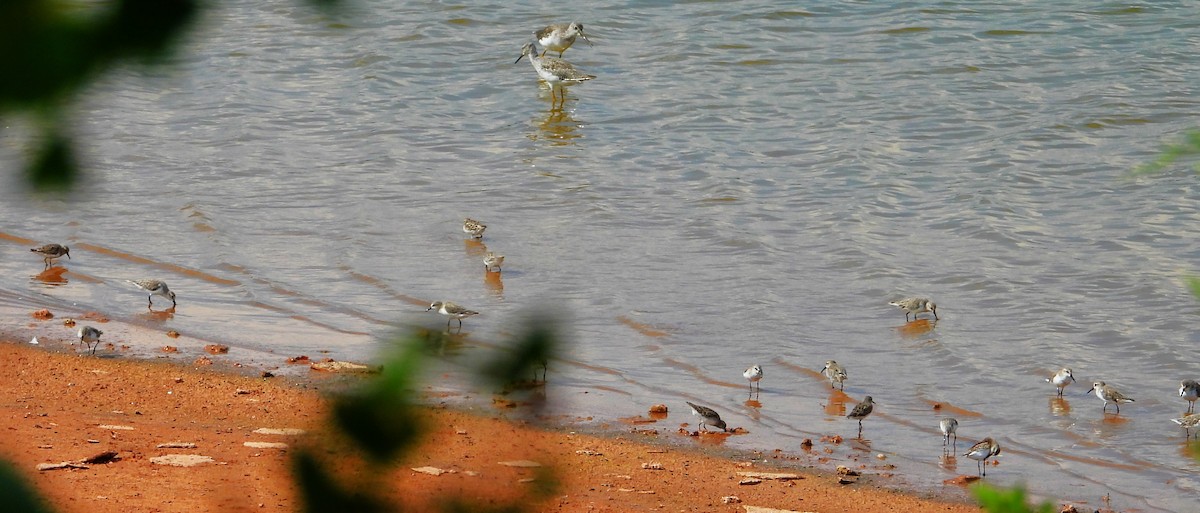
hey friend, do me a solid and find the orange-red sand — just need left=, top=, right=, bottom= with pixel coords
left=0, top=342, right=982, bottom=512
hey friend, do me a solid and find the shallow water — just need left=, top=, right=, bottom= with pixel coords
left=3, top=1, right=1200, bottom=510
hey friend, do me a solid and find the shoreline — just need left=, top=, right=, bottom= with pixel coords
left=0, top=339, right=990, bottom=512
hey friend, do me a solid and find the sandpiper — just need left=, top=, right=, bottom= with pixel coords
left=463, top=218, right=486, bottom=239
left=1172, top=413, right=1200, bottom=438
left=1085, top=381, right=1134, bottom=414
left=963, top=437, right=1001, bottom=476
left=535, top=22, right=592, bottom=58
left=743, top=365, right=763, bottom=395
left=31, top=243, right=70, bottom=268
left=516, top=42, right=596, bottom=109
left=685, top=401, right=728, bottom=432
left=129, top=279, right=176, bottom=309
left=847, top=396, right=875, bottom=435
left=78, top=326, right=102, bottom=355
left=1180, top=379, right=1199, bottom=413
left=889, top=297, right=937, bottom=322
left=483, top=252, right=505, bottom=272
left=940, top=418, right=959, bottom=448
left=427, top=301, right=479, bottom=329
left=1047, top=368, right=1077, bottom=397
left=821, top=360, right=848, bottom=391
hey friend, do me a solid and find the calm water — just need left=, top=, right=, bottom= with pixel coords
left=3, top=1, right=1200, bottom=509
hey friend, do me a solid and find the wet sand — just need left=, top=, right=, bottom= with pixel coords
left=0, top=341, right=986, bottom=512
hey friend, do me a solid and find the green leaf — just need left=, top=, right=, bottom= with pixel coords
left=972, top=484, right=1055, bottom=513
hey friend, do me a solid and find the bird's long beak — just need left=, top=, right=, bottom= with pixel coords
left=514, top=54, right=526, bottom=64
left=1069, top=375, right=1076, bottom=383
left=1084, top=386, right=1095, bottom=395
left=580, top=33, right=593, bottom=46
left=425, top=306, right=433, bottom=311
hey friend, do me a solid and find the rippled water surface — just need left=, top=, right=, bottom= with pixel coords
left=3, top=1, right=1200, bottom=510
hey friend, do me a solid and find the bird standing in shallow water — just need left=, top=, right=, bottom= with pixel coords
left=129, top=279, right=176, bottom=309
left=78, top=326, right=102, bottom=355
left=743, top=365, right=763, bottom=396
left=1180, top=379, right=1199, bottom=413
left=940, top=418, right=958, bottom=449
left=535, top=21, right=592, bottom=58
left=889, top=297, right=937, bottom=322
left=1047, top=368, right=1077, bottom=397
left=964, top=437, right=1001, bottom=476
left=483, top=252, right=505, bottom=272
left=847, top=396, right=875, bottom=436
left=31, top=244, right=70, bottom=268
left=685, top=401, right=728, bottom=432
left=1085, top=381, right=1134, bottom=414
left=463, top=218, right=486, bottom=239
left=821, top=360, right=848, bottom=391
left=516, top=42, right=596, bottom=109
left=427, top=301, right=479, bottom=329
left=1172, top=413, right=1200, bottom=438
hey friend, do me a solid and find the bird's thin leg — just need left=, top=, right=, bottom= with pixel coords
left=906, top=313, right=911, bottom=322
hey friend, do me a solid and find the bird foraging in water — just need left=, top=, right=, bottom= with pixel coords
left=483, top=252, right=505, bottom=272
left=940, top=418, right=958, bottom=449
left=31, top=244, right=70, bottom=268
left=1046, top=368, right=1077, bottom=397
left=1085, top=381, right=1134, bottom=414
left=427, top=301, right=479, bottom=329
left=963, top=437, right=1001, bottom=476
left=743, top=365, right=763, bottom=395
left=534, top=21, right=592, bottom=58
left=685, top=401, right=728, bottom=433
left=821, top=360, right=848, bottom=390
left=889, top=297, right=937, bottom=322
left=1172, top=413, right=1200, bottom=439
left=463, top=218, right=486, bottom=239
left=515, top=42, right=596, bottom=109
left=129, top=279, right=176, bottom=309
left=78, top=326, right=102, bottom=355
left=1180, top=379, right=1199, bottom=414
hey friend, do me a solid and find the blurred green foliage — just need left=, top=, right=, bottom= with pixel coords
left=1132, top=130, right=1200, bottom=176
left=973, top=484, right=1055, bottom=513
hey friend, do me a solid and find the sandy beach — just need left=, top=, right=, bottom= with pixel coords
left=0, top=332, right=993, bottom=513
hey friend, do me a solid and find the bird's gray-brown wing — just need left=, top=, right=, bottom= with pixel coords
left=535, top=23, right=567, bottom=40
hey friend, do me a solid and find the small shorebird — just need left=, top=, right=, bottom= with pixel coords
left=1085, top=381, right=1134, bottom=414
left=427, top=301, right=479, bottom=329
left=31, top=243, right=70, bottom=268
left=963, top=437, right=1001, bottom=476
left=463, top=218, right=486, bottom=239
left=1172, top=413, right=1200, bottom=438
left=685, top=401, right=728, bottom=433
left=940, top=418, right=959, bottom=449
left=821, top=360, right=848, bottom=391
left=78, top=326, right=102, bottom=355
left=1047, top=368, right=1077, bottom=397
left=889, top=297, right=937, bottom=322
left=129, top=279, right=177, bottom=309
left=516, top=42, right=596, bottom=109
left=1180, top=379, right=1199, bottom=413
left=743, top=365, right=763, bottom=395
left=483, top=252, right=505, bottom=272
left=847, top=396, right=875, bottom=435
left=535, top=21, right=592, bottom=58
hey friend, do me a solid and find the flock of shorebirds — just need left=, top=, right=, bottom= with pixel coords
left=692, top=296, right=1200, bottom=478
left=31, top=243, right=178, bottom=354
left=515, top=21, right=596, bottom=109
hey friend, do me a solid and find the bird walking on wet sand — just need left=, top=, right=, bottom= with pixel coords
left=821, top=360, right=847, bottom=391
left=889, top=297, right=937, bottom=322
left=483, top=252, right=505, bottom=272
left=463, top=218, right=486, bottom=239
left=1172, top=413, right=1200, bottom=439
left=78, top=326, right=102, bottom=355
left=847, top=396, right=875, bottom=436
left=427, top=301, right=479, bottom=329
left=686, top=401, right=728, bottom=433
left=535, top=21, right=592, bottom=58
left=31, top=243, right=70, bottom=268
left=1047, top=368, right=1077, bottom=397
left=940, top=418, right=958, bottom=449
left=1180, top=379, right=1199, bottom=413
left=743, top=365, right=763, bottom=395
left=128, top=279, right=176, bottom=309
left=963, top=437, right=1000, bottom=477
left=516, top=42, right=595, bottom=109
left=1086, top=381, right=1134, bottom=414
